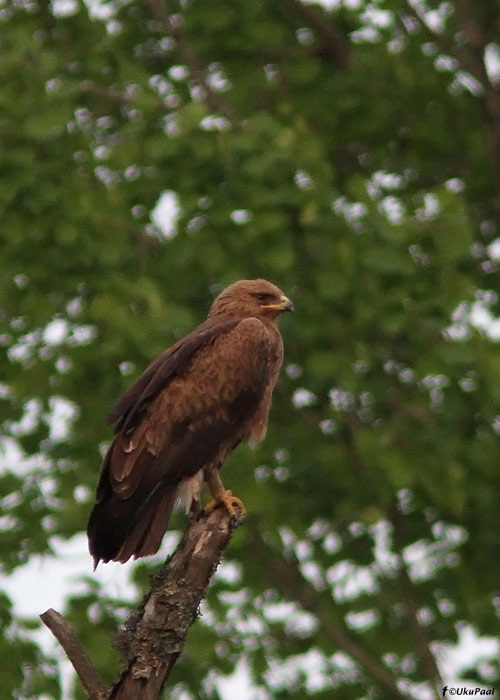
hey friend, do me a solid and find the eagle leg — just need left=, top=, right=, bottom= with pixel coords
left=204, top=469, right=246, bottom=519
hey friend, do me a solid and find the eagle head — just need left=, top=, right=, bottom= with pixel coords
left=209, top=279, right=294, bottom=322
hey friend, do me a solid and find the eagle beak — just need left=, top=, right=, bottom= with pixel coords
left=260, top=295, right=294, bottom=313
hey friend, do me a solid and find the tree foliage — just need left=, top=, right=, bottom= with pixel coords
left=1, top=0, right=500, bottom=698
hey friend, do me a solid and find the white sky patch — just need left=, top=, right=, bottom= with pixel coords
left=0, top=443, right=51, bottom=479
left=5, top=398, right=41, bottom=436
left=484, top=43, right=500, bottom=84
left=295, top=539, right=313, bottom=561
left=469, top=301, right=500, bottom=340
left=230, top=209, right=252, bottom=225
left=351, top=25, right=380, bottom=43
left=43, top=318, right=69, bottom=346
left=285, top=610, right=318, bottom=638
left=320, top=419, right=336, bottom=434
left=266, top=648, right=331, bottom=694
left=73, top=485, right=91, bottom=503
left=2, top=504, right=497, bottom=698
left=300, top=560, right=325, bottom=590
left=150, top=75, right=174, bottom=97
left=151, top=190, right=181, bottom=240
left=296, top=28, right=313, bottom=46
left=453, top=71, right=483, bottom=97
left=345, top=608, right=379, bottom=631
left=3, top=534, right=139, bottom=700
left=372, top=170, right=405, bottom=190
left=66, top=297, right=83, bottom=317
left=301, top=0, right=342, bottom=9
left=424, top=7, right=449, bottom=34
left=445, top=177, right=465, bottom=193
left=329, top=387, right=355, bottom=411
left=285, top=363, right=303, bottom=379
left=333, top=197, right=368, bottom=227
left=416, top=193, right=440, bottom=221
left=487, top=238, right=500, bottom=261
left=216, top=561, right=242, bottom=585
left=435, top=54, right=459, bottom=73
left=233, top=614, right=266, bottom=636
left=403, top=525, right=467, bottom=582
left=263, top=63, right=280, bottom=84
left=51, top=0, right=78, bottom=17
left=69, top=324, right=97, bottom=345
left=207, top=64, right=232, bottom=92
left=200, top=115, right=231, bottom=131
left=379, top=195, right=405, bottom=224
left=0, top=436, right=25, bottom=475
left=168, top=65, right=189, bottom=81
left=322, top=531, right=342, bottom=554
left=292, top=388, right=317, bottom=408
left=83, top=0, right=116, bottom=19
left=370, top=520, right=400, bottom=576
left=327, top=560, right=378, bottom=601
left=44, top=397, right=79, bottom=443
left=8, top=333, right=38, bottom=363
left=216, top=657, right=270, bottom=700
left=436, top=624, right=500, bottom=683
left=397, top=678, right=435, bottom=700
left=361, top=5, right=393, bottom=29
left=408, top=0, right=452, bottom=34
left=294, top=170, right=313, bottom=190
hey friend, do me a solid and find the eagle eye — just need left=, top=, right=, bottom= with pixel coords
left=254, top=292, right=274, bottom=302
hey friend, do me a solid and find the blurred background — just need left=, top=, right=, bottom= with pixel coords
left=1, top=0, right=499, bottom=698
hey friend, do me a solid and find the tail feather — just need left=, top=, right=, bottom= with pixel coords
left=87, top=486, right=177, bottom=567
left=116, top=489, right=177, bottom=563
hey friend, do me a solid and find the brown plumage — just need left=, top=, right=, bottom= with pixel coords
left=87, top=279, right=293, bottom=566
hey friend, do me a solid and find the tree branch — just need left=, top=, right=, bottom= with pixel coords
left=389, top=506, right=443, bottom=700
left=402, top=0, right=500, bottom=193
left=142, top=0, right=239, bottom=126
left=40, top=608, right=108, bottom=700
left=401, top=1, right=486, bottom=86
left=41, top=506, right=243, bottom=700
left=281, top=0, right=350, bottom=70
left=263, top=553, right=407, bottom=699
left=79, top=82, right=135, bottom=105
left=110, top=505, right=244, bottom=700
left=453, top=0, right=500, bottom=187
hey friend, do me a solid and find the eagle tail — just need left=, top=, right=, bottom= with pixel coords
left=116, top=488, right=177, bottom=563
left=87, top=487, right=177, bottom=567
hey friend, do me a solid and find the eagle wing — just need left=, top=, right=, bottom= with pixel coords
left=87, top=317, right=278, bottom=565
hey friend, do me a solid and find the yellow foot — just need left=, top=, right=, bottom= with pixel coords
left=204, top=490, right=246, bottom=519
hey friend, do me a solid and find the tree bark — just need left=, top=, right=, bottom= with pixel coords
left=39, top=609, right=108, bottom=700
left=41, top=505, right=244, bottom=700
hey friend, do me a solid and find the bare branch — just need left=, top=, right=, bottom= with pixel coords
left=401, top=2, right=484, bottom=84
left=263, top=553, right=407, bottom=699
left=389, top=507, right=443, bottom=700
left=41, top=506, right=243, bottom=700
left=110, top=505, right=244, bottom=700
left=281, top=0, right=350, bottom=69
left=402, top=0, right=500, bottom=192
left=40, top=608, right=108, bottom=700
left=79, top=82, right=135, bottom=105
left=142, top=0, right=239, bottom=126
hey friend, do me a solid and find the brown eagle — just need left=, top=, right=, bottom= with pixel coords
left=87, top=279, right=293, bottom=566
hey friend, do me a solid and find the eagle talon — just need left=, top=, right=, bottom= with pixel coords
left=204, top=490, right=246, bottom=519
